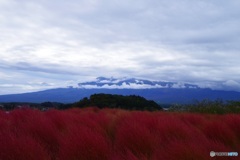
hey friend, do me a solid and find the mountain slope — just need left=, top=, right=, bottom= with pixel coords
left=0, top=87, right=240, bottom=104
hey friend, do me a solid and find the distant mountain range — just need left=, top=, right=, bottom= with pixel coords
left=0, top=77, right=240, bottom=104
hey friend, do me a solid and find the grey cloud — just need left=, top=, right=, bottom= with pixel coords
left=0, top=60, right=95, bottom=77
left=0, top=0, right=240, bottom=93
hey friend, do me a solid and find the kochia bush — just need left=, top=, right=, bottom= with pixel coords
left=0, top=108, right=239, bottom=160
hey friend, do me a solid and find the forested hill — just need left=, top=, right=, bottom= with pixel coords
left=73, top=94, right=162, bottom=111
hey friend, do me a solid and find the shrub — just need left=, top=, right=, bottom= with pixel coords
left=0, top=108, right=240, bottom=159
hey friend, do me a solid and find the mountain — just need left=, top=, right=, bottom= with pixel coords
left=0, top=77, right=240, bottom=104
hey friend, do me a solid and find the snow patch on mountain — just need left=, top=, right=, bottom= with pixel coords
left=77, top=77, right=200, bottom=89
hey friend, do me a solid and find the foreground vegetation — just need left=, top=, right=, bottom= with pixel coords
left=0, top=107, right=239, bottom=160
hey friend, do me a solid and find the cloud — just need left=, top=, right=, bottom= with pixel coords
left=221, top=80, right=240, bottom=91
left=224, top=80, right=240, bottom=87
left=0, top=0, right=240, bottom=94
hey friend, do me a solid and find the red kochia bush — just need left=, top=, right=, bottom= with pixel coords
left=114, top=112, right=156, bottom=159
left=0, top=108, right=240, bottom=160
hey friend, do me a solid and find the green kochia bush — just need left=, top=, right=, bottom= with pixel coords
left=169, top=99, right=240, bottom=114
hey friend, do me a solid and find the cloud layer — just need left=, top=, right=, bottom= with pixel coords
left=0, top=0, right=240, bottom=94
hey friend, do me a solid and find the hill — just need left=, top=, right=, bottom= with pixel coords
left=73, top=94, right=162, bottom=111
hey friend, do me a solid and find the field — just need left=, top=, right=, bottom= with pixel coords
left=0, top=107, right=239, bottom=160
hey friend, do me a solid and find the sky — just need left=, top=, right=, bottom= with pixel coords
left=0, top=0, right=240, bottom=94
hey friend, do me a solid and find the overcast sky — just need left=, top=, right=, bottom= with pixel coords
left=0, top=0, right=240, bottom=94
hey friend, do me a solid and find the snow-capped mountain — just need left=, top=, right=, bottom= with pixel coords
left=1, top=77, right=240, bottom=104
left=78, top=77, right=200, bottom=89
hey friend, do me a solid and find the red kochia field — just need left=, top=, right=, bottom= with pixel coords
left=0, top=108, right=239, bottom=160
